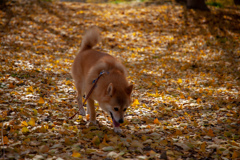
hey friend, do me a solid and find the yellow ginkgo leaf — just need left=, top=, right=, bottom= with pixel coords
left=22, top=127, right=29, bottom=133
left=38, top=97, right=45, bottom=104
left=65, top=80, right=71, bottom=85
left=32, top=109, right=38, bottom=116
left=154, top=118, right=161, bottom=125
left=197, top=98, right=201, bottom=104
left=78, top=115, right=83, bottom=120
left=72, top=151, right=81, bottom=158
left=142, top=103, right=147, bottom=108
left=132, top=99, right=140, bottom=106
left=180, top=93, right=185, bottom=99
left=28, top=118, right=35, bottom=126
left=177, top=79, right=182, bottom=83
left=27, top=86, right=34, bottom=92
left=21, top=121, right=28, bottom=127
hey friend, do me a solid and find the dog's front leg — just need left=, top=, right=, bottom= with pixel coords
left=114, top=126, right=122, bottom=133
left=77, top=94, right=86, bottom=116
left=87, top=98, right=97, bottom=125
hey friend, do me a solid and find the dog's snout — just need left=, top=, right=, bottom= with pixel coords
left=118, top=119, right=124, bottom=124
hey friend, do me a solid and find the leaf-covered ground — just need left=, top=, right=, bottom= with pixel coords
left=0, top=0, right=240, bottom=159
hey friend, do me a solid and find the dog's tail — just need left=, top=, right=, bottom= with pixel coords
left=80, top=26, right=101, bottom=52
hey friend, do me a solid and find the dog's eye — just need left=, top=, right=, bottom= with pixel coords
left=114, top=108, right=118, bottom=111
left=123, top=108, right=127, bottom=112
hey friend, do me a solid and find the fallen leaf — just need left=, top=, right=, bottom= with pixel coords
left=28, top=118, right=35, bottom=126
left=21, top=121, right=28, bottom=127
left=30, top=141, right=41, bottom=146
left=92, top=136, right=100, bottom=146
left=39, top=145, right=49, bottom=153
left=72, top=151, right=81, bottom=158
left=22, top=127, right=29, bottom=133
left=154, top=118, right=161, bottom=125
left=27, top=86, right=34, bottom=92
left=174, top=143, right=191, bottom=151
left=32, top=109, right=38, bottom=116
left=3, top=136, right=9, bottom=145
left=131, top=140, right=143, bottom=148
left=109, top=136, right=118, bottom=144
left=107, top=151, right=118, bottom=158
left=9, top=83, right=15, bottom=89
left=51, top=143, right=63, bottom=149
left=207, top=129, right=215, bottom=137
left=200, top=142, right=206, bottom=152
left=160, top=139, right=168, bottom=146
left=175, top=129, right=182, bottom=136
left=177, top=79, right=182, bottom=83
left=132, top=99, right=140, bottom=106
left=65, top=138, right=71, bottom=145
left=232, top=150, right=239, bottom=159
left=197, top=98, right=201, bottom=104
left=102, top=146, right=115, bottom=151
left=86, top=148, right=97, bottom=154
left=38, top=97, right=45, bottom=104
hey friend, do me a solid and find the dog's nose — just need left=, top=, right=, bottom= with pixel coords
left=118, top=119, right=124, bottom=123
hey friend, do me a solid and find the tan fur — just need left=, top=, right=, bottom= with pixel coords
left=71, top=27, right=133, bottom=133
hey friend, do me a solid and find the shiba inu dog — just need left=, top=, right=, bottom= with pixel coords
left=71, top=27, right=133, bottom=133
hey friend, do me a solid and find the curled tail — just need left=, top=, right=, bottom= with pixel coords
left=80, top=26, right=101, bottom=52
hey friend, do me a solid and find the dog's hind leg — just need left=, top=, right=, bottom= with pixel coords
left=75, top=82, right=86, bottom=116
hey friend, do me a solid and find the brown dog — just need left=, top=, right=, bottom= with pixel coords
left=71, top=27, right=133, bottom=133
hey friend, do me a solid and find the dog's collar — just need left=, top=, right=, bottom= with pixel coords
left=92, top=70, right=109, bottom=84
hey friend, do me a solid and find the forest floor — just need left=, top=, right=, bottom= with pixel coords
left=0, top=0, right=240, bottom=159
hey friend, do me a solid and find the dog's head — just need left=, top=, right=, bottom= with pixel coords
left=100, top=83, right=133, bottom=127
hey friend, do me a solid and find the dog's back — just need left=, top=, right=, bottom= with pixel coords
left=71, top=27, right=101, bottom=80
left=71, top=27, right=126, bottom=88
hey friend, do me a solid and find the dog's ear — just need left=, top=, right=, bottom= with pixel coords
left=107, top=83, right=114, bottom=97
left=125, top=84, right=133, bottom=95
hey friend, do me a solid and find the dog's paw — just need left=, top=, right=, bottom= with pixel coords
left=114, top=127, right=122, bottom=133
left=86, top=121, right=97, bottom=127
left=79, top=108, right=86, bottom=116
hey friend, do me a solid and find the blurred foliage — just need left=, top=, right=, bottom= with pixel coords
left=206, top=1, right=224, bottom=7
left=206, top=0, right=235, bottom=6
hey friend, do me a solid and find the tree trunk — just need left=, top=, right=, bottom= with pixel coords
left=234, top=0, right=240, bottom=5
left=187, top=0, right=209, bottom=11
left=0, top=0, right=7, bottom=10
